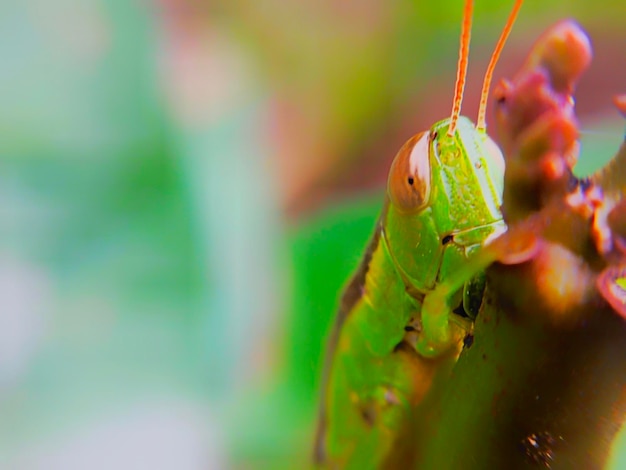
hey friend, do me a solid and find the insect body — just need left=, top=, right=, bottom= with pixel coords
left=314, top=0, right=523, bottom=467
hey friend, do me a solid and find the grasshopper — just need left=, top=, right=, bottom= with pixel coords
left=314, top=0, right=523, bottom=467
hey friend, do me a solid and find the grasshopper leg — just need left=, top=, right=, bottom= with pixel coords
left=415, top=227, right=539, bottom=357
left=415, top=286, right=471, bottom=357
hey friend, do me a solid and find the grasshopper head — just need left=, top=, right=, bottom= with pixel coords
left=383, top=116, right=505, bottom=294
left=382, top=0, right=520, bottom=306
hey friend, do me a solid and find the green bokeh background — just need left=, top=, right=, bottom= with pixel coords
left=0, top=0, right=623, bottom=468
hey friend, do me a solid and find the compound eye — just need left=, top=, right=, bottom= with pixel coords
left=387, top=131, right=431, bottom=213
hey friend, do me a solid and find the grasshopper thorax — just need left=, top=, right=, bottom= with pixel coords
left=383, top=116, right=506, bottom=294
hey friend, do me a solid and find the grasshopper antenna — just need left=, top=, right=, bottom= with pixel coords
left=476, top=0, right=523, bottom=131
left=448, top=0, right=474, bottom=136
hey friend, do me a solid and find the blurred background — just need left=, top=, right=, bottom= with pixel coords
left=0, top=0, right=623, bottom=468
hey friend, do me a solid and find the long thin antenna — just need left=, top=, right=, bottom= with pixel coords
left=448, top=0, right=474, bottom=137
left=476, top=0, right=523, bottom=131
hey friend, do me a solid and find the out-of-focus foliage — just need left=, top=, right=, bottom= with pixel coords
left=0, top=0, right=624, bottom=468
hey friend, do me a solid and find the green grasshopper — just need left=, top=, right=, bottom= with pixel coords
left=314, top=0, right=523, bottom=466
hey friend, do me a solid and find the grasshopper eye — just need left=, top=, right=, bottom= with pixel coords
left=387, top=132, right=431, bottom=212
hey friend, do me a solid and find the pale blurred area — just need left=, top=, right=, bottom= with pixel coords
left=0, top=0, right=624, bottom=469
